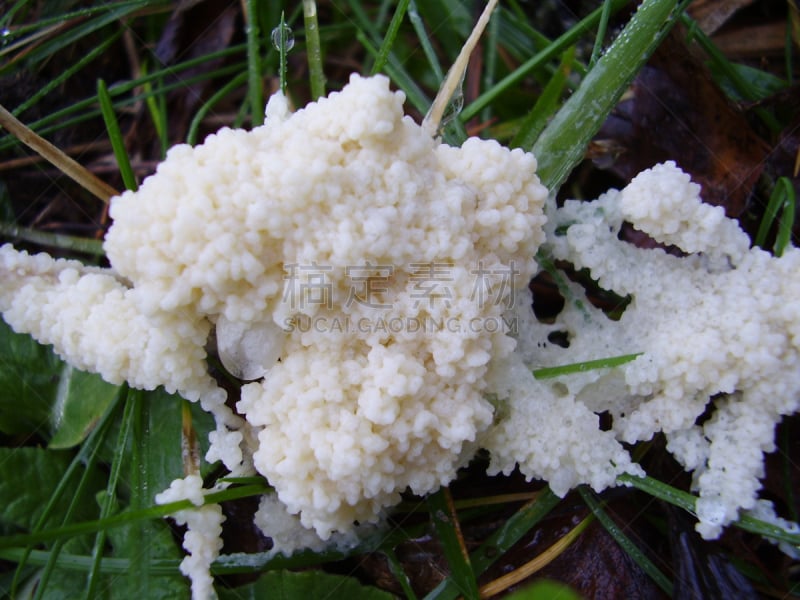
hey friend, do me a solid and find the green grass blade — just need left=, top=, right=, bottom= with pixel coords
left=480, top=5, right=500, bottom=125
left=357, top=31, right=431, bottom=114
left=141, top=66, right=169, bottom=158
left=0, top=45, right=247, bottom=151
left=682, top=13, right=782, bottom=131
left=383, top=547, right=419, bottom=600
left=186, top=72, right=249, bottom=145
left=427, top=487, right=479, bottom=600
left=34, top=419, right=112, bottom=600
left=303, top=0, right=326, bottom=99
left=276, top=11, right=291, bottom=96
left=589, top=0, right=614, bottom=68
left=0, top=222, right=104, bottom=255
left=0, top=485, right=269, bottom=551
left=533, top=353, right=642, bottom=380
left=10, top=391, right=123, bottom=597
left=755, top=176, right=796, bottom=253
left=511, top=46, right=575, bottom=150
left=1, top=0, right=157, bottom=43
left=128, top=389, right=152, bottom=597
left=408, top=0, right=444, bottom=82
left=618, top=473, right=800, bottom=546
left=246, top=0, right=264, bottom=126
left=578, top=487, right=673, bottom=595
left=13, top=32, right=120, bottom=118
left=85, top=386, right=136, bottom=599
left=774, top=178, right=795, bottom=256
left=533, top=0, right=689, bottom=192
left=426, top=486, right=561, bottom=600
left=0, top=548, right=181, bottom=576
left=460, top=0, right=629, bottom=124
left=14, top=62, right=245, bottom=154
left=97, top=79, right=137, bottom=192
left=370, top=0, right=410, bottom=76
left=0, top=1, right=158, bottom=77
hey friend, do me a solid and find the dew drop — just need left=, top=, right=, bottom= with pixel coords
left=271, top=24, right=295, bottom=52
left=216, top=315, right=285, bottom=381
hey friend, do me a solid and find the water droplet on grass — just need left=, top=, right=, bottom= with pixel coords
left=271, top=24, right=295, bottom=52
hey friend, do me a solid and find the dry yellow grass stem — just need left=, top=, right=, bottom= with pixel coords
left=423, top=0, right=499, bottom=134
left=0, top=104, right=119, bottom=202
left=478, top=515, right=593, bottom=598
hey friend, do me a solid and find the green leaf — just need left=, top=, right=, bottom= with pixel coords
left=48, top=365, right=119, bottom=449
left=217, top=569, right=395, bottom=600
left=102, top=490, right=189, bottom=600
left=0, top=319, right=61, bottom=437
left=138, top=388, right=215, bottom=494
left=503, top=579, right=583, bottom=600
left=0, top=321, right=119, bottom=446
left=0, top=447, right=102, bottom=533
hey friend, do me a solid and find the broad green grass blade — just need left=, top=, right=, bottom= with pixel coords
left=97, top=79, right=137, bottom=192
left=533, top=0, right=689, bottom=192
left=128, top=389, right=155, bottom=597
